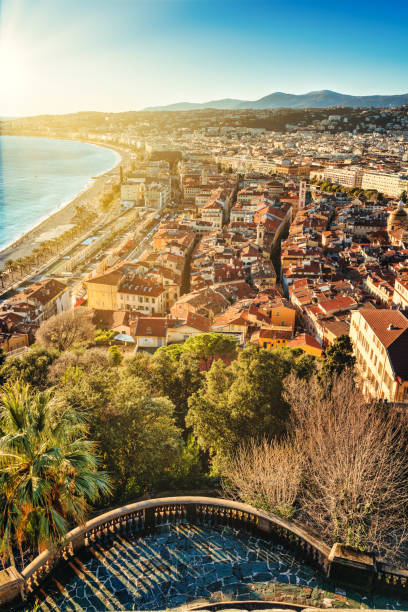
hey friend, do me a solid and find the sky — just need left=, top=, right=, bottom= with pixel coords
left=0, top=0, right=407, bottom=117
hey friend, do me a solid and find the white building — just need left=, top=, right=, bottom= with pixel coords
left=361, top=171, right=408, bottom=198
left=322, top=167, right=363, bottom=188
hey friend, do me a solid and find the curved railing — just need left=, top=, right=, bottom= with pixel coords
left=19, top=496, right=331, bottom=599
left=376, top=561, right=408, bottom=591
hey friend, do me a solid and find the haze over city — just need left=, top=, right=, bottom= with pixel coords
left=1, top=0, right=408, bottom=116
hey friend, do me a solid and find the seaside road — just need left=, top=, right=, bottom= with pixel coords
left=0, top=204, right=125, bottom=299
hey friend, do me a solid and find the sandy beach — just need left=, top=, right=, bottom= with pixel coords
left=0, top=139, right=128, bottom=268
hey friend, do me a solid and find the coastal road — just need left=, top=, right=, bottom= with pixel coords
left=0, top=203, right=127, bottom=299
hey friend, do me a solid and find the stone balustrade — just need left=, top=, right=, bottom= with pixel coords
left=0, top=496, right=406, bottom=606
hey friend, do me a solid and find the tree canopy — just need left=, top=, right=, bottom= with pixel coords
left=0, top=381, right=111, bottom=565
left=318, top=334, right=355, bottom=386
left=36, top=307, right=95, bottom=352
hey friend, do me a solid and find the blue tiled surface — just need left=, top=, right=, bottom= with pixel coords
left=19, top=523, right=408, bottom=611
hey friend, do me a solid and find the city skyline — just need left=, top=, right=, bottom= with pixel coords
left=1, top=0, right=408, bottom=117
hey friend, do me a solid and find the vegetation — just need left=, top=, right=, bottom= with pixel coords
left=1, top=208, right=98, bottom=289
left=286, top=372, right=408, bottom=560
left=0, top=318, right=405, bottom=566
left=0, top=381, right=111, bottom=566
left=222, top=438, right=301, bottom=519
left=318, top=334, right=355, bottom=386
left=310, top=177, right=381, bottom=201
left=35, top=307, right=95, bottom=352
left=221, top=371, right=408, bottom=562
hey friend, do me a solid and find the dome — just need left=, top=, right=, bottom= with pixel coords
left=395, top=201, right=408, bottom=215
left=387, top=202, right=408, bottom=232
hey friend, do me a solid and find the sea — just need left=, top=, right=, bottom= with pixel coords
left=0, top=135, right=120, bottom=252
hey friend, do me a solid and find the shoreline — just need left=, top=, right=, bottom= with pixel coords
left=0, top=136, right=126, bottom=268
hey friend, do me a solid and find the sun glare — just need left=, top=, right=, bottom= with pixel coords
left=0, top=33, right=34, bottom=96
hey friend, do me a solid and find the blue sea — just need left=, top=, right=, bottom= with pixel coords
left=0, top=136, right=120, bottom=251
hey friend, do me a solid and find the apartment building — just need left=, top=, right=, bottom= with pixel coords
left=361, top=171, right=408, bottom=198
left=350, top=309, right=408, bottom=404
left=201, top=200, right=224, bottom=230
left=322, top=167, right=363, bottom=188
left=144, top=182, right=170, bottom=209
left=6, top=279, right=71, bottom=323
left=86, top=266, right=166, bottom=314
left=392, top=276, right=408, bottom=310
left=121, top=180, right=145, bottom=204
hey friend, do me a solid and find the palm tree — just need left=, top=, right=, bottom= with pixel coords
left=31, top=248, right=42, bottom=266
left=0, top=381, right=111, bottom=566
left=5, top=259, right=16, bottom=282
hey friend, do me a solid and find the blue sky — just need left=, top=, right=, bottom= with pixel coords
left=1, top=0, right=407, bottom=116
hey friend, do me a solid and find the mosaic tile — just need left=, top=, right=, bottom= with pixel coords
left=10, top=523, right=408, bottom=611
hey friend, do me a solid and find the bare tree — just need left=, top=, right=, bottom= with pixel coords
left=47, top=347, right=109, bottom=382
left=221, top=438, right=302, bottom=519
left=36, top=307, right=95, bottom=352
left=285, top=371, right=408, bottom=562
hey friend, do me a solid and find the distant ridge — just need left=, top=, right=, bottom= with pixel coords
left=144, top=90, right=408, bottom=111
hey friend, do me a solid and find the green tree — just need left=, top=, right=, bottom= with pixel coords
left=170, top=434, right=210, bottom=490
left=0, top=347, right=57, bottom=389
left=187, top=345, right=290, bottom=470
left=55, top=366, right=116, bottom=416
left=94, top=329, right=116, bottom=345
left=108, top=345, right=123, bottom=367
left=318, top=334, right=355, bottom=386
left=174, top=353, right=203, bottom=428
left=183, top=333, right=237, bottom=370
left=92, top=377, right=183, bottom=500
left=293, top=352, right=318, bottom=380
left=0, top=381, right=111, bottom=565
left=149, top=350, right=203, bottom=429
left=124, top=352, right=151, bottom=381
left=157, top=343, right=185, bottom=362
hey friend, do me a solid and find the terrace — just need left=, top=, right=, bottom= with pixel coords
left=1, top=497, right=407, bottom=611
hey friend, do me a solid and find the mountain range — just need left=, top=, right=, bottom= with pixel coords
left=144, top=90, right=408, bottom=111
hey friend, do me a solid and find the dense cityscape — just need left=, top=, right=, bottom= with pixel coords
left=1, top=106, right=408, bottom=405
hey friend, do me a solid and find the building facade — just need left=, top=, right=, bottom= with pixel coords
left=350, top=309, right=408, bottom=404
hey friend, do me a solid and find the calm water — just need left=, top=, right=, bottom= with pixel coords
left=0, top=136, right=119, bottom=251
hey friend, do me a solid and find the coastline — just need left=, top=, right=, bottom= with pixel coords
left=0, top=137, right=126, bottom=268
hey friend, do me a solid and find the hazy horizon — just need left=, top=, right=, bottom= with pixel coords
left=1, top=0, right=407, bottom=117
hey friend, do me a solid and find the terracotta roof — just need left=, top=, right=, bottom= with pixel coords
left=357, top=309, right=408, bottom=349
left=92, top=309, right=145, bottom=328
left=253, top=327, right=293, bottom=341
left=87, top=270, right=123, bottom=286
left=288, top=333, right=323, bottom=351
left=318, top=296, right=356, bottom=314
left=10, top=278, right=67, bottom=306
left=132, top=317, right=167, bottom=338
